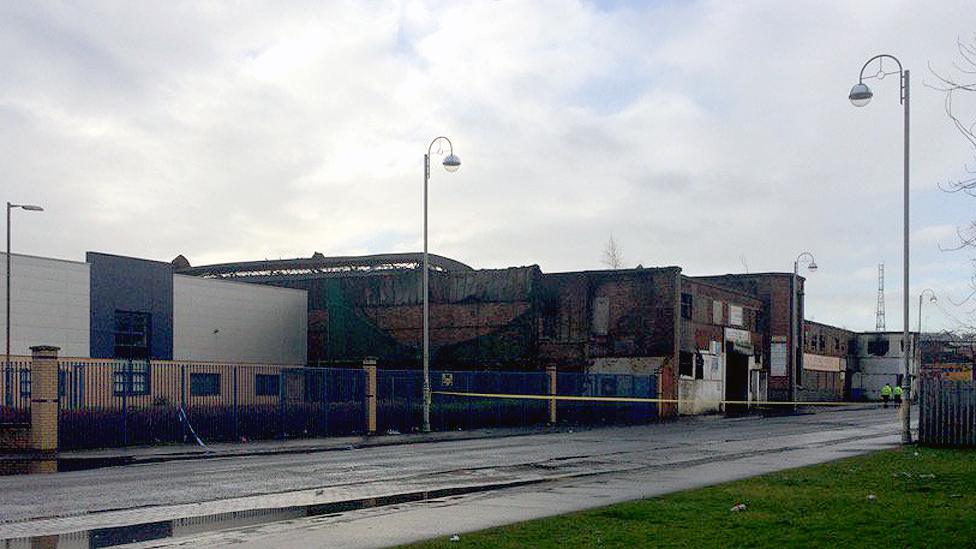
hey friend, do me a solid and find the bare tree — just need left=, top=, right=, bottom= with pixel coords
left=602, top=235, right=625, bottom=269
left=928, top=36, right=976, bottom=314
left=930, top=35, right=976, bottom=250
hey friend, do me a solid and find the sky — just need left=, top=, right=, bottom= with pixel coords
left=2, top=0, right=976, bottom=333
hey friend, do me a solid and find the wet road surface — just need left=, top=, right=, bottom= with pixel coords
left=0, top=406, right=905, bottom=547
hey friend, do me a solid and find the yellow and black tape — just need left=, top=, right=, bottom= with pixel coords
left=433, top=390, right=882, bottom=407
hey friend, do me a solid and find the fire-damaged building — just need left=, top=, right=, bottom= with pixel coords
left=179, top=254, right=773, bottom=415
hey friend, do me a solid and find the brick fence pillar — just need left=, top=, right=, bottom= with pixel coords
left=30, top=345, right=60, bottom=454
left=363, top=358, right=377, bottom=435
left=546, top=365, right=557, bottom=424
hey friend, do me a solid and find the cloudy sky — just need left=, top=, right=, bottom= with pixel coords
left=3, top=0, right=976, bottom=332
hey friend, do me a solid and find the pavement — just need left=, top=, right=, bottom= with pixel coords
left=52, top=424, right=565, bottom=466
left=0, top=406, right=909, bottom=548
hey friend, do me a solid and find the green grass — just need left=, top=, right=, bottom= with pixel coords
left=402, top=447, right=976, bottom=549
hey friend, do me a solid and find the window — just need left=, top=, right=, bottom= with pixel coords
left=18, top=370, right=68, bottom=397
left=255, top=374, right=279, bottom=396
left=694, top=353, right=704, bottom=380
left=113, top=362, right=151, bottom=396
left=681, top=294, right=693, bottom=319
left=867, top=339, right=890, bottom=356
left=190, top=373, right=221, bottom=396
left=19, top=369, right=30, bottom=397
left=114, top=311, right=151, bottom=360
left=679, top=351, right=694, bottom=378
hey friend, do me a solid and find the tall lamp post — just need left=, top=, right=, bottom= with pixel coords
left=848, top=54, right=912, bottom=444
left=916, top=289, right=936, bottom=387
left=421, top=137, right=461, bottom=433
left=791, top=252, right=817, bottom=408
left=5, top=202, right=44, bottom=406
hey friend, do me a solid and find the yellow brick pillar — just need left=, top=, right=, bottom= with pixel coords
left=546, top=365, right=557, bottom=424
left=363, top=358, right=377, bottom=435
left=29, top=345, right=60, bottom=455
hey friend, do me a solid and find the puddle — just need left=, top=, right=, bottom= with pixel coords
left=1, top=479, right=545, bottom=547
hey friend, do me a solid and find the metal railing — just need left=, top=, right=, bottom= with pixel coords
left=6, top=360, right=662, bottom=450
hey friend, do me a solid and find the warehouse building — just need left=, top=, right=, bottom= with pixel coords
left=1, top=251, right=307, bottom=364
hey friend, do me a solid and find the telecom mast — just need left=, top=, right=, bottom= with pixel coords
left=876, top=263, right=886, bottom=331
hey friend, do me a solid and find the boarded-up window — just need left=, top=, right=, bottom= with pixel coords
left=771, top=342, right=788, bottom=377
left=729, top=305, right=744, bottom=327
left=592, top=297, right=610, bottom=336
left=713, top=301, right=724, bottom=325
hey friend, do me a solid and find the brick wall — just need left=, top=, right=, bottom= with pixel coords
left=678, top=277, right=763, bottom=353
left=537, top=267, right=680, bottom=371
left=803, top=320, right=855, bottom=357
left=690, top=273, right=800, bottom=401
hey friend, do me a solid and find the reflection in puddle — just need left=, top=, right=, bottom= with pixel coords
left=0, top=457, right=58, bottom=476
left=1, top=480, right=543, bottom=548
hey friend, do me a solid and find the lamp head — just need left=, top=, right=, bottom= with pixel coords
left=929, top=295, right=938, bottom=303
left=807, top=261, right=818, bottom=272
left=21, top=205, right=44, bottom=211
left=442, top=154, right=461, bottom=173
left=849, top=83, right=873, bottom=107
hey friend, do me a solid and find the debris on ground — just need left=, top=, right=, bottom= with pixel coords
left=730, top=503, right=747, bottom=512
left=919, top=473, right=936, bottom=479
left=866, top=494, right=877, bottom=502
left=449, top=534, right=460, bottom=542
left=385, top=429, right=401, bottom=436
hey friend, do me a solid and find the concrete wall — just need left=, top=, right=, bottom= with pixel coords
left=678, top=350, right=723, bottom=415
left=173, top=275, right=307, bottom=365
left=88, top=252, right=173, bottom=360
left=0, top=253, right=89, bottom=357
left=852, top=332, right=918, bottom=400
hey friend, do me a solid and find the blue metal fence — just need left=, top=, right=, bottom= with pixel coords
left=7, top=361, right=660, bottom=450
left=377, top=369, right=658, bottom=434
left=557, top=372, right=657, bottom=425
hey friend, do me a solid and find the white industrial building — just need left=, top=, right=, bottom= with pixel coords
left=1, top=251, right=307, bottom=365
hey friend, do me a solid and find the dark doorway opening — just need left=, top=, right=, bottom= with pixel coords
left=725, top=351, right=749, bottom=416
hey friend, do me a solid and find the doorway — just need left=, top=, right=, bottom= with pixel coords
left=725, top=351, right=749, bottom=415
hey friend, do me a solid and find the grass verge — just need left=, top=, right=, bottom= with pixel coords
left=402, top=447, right=976, bottom=548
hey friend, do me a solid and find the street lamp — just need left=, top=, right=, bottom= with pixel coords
left=421, top=137, right=461, bottom=433
left=916, top=289, right=937, bottom=381
left=848, top=53, right=912, bottom=444
left=791, top=252, right=817, bottom=408
left=6, top=202, right=44, bottom=406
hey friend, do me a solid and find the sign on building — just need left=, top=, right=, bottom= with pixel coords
left=725, top=327, right=753, bottom=355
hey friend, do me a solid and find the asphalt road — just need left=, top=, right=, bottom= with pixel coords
left=0, top=406, right=906, bottom=546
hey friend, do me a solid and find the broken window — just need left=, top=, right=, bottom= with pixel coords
left=679, top=351, right=694, bottom=378
left=867, top=339, right=889, bottom=356
left=681, top=293, right=693, bottom=319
